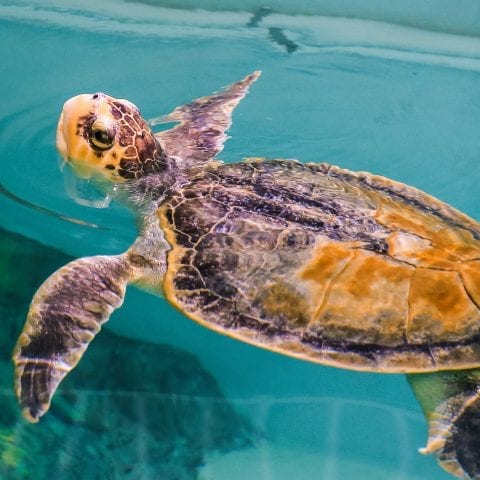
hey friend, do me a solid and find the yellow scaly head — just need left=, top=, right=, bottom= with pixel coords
left=56, top=92, right=166, bottom=182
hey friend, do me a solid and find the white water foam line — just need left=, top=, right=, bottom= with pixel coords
left=2, top=0, right=480, bottom=70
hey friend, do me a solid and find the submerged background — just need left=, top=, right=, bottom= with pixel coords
left=1, top=1, right=480, bottom=478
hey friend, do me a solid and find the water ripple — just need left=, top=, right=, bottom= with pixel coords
left=0, top=98, right=106, bottom=230
left=0, top=181, right=103, bottom=229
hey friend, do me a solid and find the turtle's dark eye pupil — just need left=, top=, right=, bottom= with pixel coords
left=94, top=130, right=109, bottom=143
left=90, top=126, right=115, bottom=150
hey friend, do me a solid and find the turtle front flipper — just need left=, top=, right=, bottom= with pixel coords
left=156, top=71, right=260, bottom=168
left=408, top=370, right=480, bottom=479
left=12, top=255, right=133, bottom=423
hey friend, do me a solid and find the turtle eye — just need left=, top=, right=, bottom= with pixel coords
left=90, top=124, right=115, bottom=150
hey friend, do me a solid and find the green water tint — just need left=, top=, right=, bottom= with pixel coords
left=0, top=227, right=252, bottom=479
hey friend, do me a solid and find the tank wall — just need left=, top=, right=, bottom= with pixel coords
left=133, top=0, right=480, bottom=36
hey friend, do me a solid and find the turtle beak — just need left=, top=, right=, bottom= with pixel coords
left=56, top=98, right=84, bottom=173
left=56, top=110, right=68, bottom=169
left=55, top=94, right=94, bottom=177
left=55, top=96, right=117, bottom=208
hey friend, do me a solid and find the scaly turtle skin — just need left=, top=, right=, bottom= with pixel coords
left=12, top=72, right=480, bottom=479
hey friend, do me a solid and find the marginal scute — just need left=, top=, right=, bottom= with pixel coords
left=430, top=343, right=480, bottom=370
left=378, top=349, right=435, bottom=371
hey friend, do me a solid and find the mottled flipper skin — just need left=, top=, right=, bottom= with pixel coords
left=13, top=255, right=131, bottom=422
left=156, top=71, right=261, bottom=168
left=409, top=370, right=480, bottom=479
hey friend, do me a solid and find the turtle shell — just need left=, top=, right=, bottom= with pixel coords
left=158, top=158, right=480, bottom=373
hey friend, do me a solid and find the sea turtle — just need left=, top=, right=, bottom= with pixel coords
left=12, top=72, right=480, bottom=479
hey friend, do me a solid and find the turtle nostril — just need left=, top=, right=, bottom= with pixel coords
left=92, top=93, right=104, bottom=100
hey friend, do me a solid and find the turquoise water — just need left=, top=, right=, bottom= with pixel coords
left=1, top=1, right=480, bottom=478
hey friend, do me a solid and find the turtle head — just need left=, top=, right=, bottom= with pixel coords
left=56, top=93, right=167, bottom=182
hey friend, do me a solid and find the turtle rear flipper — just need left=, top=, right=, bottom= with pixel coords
left=408, top=370, right=480, bottom=479
left=13, top=255, right=132, bottom=423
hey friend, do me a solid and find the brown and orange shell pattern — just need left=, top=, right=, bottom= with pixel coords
left=158, top=158, right=480, bottom=373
